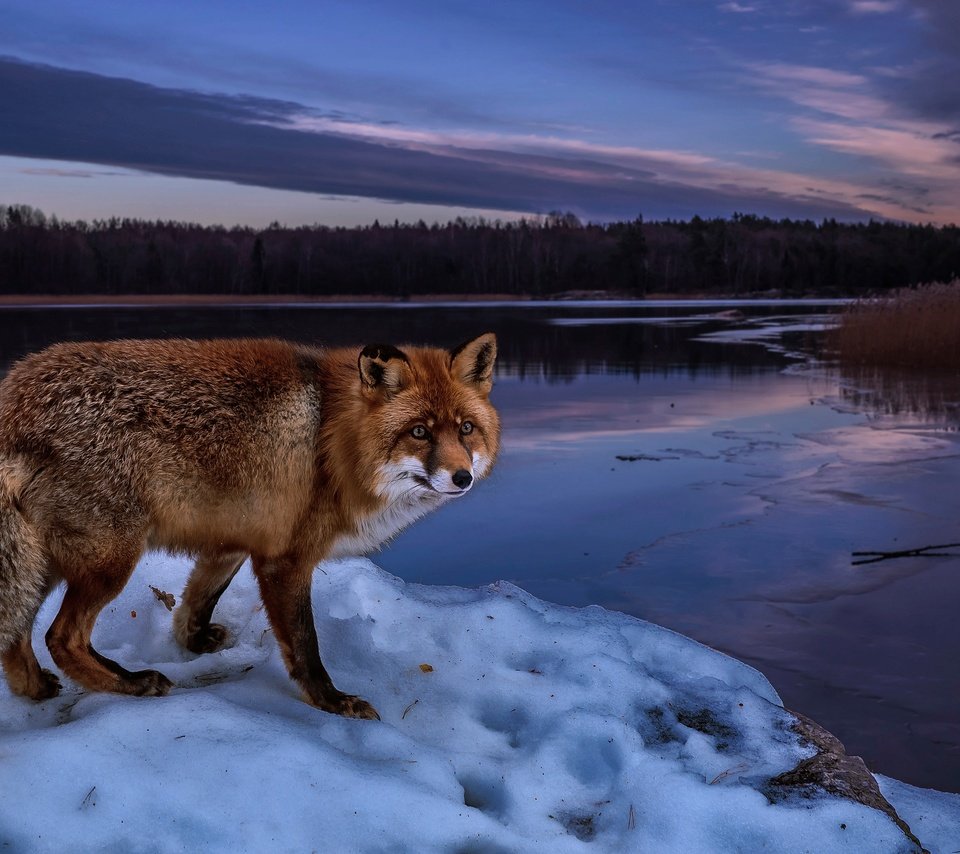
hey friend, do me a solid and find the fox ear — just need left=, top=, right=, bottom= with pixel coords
left=359, top=344, right=411, bottom=395
left=450, top=333, right=497, bottom=394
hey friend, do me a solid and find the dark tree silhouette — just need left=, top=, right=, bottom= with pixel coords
left=0, top=204, right=957, bottom=299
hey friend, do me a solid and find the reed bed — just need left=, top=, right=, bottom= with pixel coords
left=829, top=281, right=960, bottom=371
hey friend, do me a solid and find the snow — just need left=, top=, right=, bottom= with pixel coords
left=1, top=555, right=956, bottom=853
left=877, top=777, right=960, bottom=854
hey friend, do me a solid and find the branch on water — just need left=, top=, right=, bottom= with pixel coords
left=851, top=543, right=960, bottom=566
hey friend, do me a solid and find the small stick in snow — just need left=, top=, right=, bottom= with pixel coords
left=710, top=763, right=749, bottom=784
left=81, top=786, right=97, bottom=809
left=627, top=803, right=635, bottom=830
left=401, top=698, right=420, bottom=719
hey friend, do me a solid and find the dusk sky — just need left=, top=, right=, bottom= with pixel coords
left=2, top=0, right=959, bottom=227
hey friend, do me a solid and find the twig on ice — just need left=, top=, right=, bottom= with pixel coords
left=851, top=543, right=960, bottom=565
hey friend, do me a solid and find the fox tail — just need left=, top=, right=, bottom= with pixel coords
left=0, top=459, right=47, bottom=651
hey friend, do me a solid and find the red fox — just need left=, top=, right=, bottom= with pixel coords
left=0, top=334, right=499, bottom=719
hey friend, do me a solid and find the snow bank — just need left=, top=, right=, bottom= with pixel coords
left=0, top=556, right=951, bottom=852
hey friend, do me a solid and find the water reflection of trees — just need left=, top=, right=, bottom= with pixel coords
left=838, top=368, right=960, bottom=430
left=0, top=306, right=804, bottom=381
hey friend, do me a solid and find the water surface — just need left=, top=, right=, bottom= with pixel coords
left=1, top=300, right=957, bottom=791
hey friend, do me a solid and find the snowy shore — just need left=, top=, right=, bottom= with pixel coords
left=1, top=556, right=957, bottom=853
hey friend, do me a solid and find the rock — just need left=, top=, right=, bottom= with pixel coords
left=769, top=710, right=928, bottom=853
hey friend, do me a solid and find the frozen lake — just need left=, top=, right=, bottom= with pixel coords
left=1, top=299, right=957, bottom=792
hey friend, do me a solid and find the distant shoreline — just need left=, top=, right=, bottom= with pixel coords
left=0, top=292, right=527, bottom=307
left=0, top=290, right=841, bottom=308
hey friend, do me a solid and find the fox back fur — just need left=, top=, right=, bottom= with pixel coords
left=0, top=334, right=499, bottom=718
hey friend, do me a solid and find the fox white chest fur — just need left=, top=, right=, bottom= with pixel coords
left=326, top=489, right=443, bottom=558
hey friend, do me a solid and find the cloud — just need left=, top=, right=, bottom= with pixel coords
left=718, top=2, right=757, bottom=12
left=277, top=115, right=716, bottom=172
left=0, top=56, right=950, bottom=224
left=866, top=1, right=960, bottom=122
left=278, top=110, right=946, bottom=222
left=849, top=1, right=901, bottom=13
left=745, top=62, right=892, bottom=123
left=747, top=63, right=867, bottom=89
left=794, top=118, right=960, bottom=175
left=20, top=166, right=130, bottom=178
left=736, top=55, right=960, bottom=222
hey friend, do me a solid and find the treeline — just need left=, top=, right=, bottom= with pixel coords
left=1, top=204, right=958, bottom=297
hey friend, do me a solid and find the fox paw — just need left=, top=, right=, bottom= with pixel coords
left=185, top=623, right=229, bottom=654
left=35, top=668, right=62, bottom=700
left=338, top=695, right=380, bottom=720
left=126, top=669, right=174, bottom=697
left=7, top=667, right=61, bottom=701
left=318, top=693, right=380, bottom=720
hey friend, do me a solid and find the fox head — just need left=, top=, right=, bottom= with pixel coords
left=354, top=333, right=500, bottom=504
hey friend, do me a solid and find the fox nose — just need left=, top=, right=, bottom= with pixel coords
left=452, top=469, right=473, bottom=490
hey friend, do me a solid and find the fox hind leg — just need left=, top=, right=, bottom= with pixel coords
left=2, top=626, right=61, bottom=701
left=174, top=550, right=247, bottom=653
left=45, top=547, right=172, bottom=697
left=2, top=573, right=61, bottom=700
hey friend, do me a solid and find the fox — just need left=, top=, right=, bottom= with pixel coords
left=0, top=333, right=499, bottom=720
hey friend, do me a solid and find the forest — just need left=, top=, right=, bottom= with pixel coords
left=1, top=204, right=958, bottom=298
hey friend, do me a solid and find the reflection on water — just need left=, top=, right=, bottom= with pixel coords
left=1, top=300, right=958, bottom=792
left=838, top=366, right=960, bottom=431
left=0, top=301, right=820, bottom=379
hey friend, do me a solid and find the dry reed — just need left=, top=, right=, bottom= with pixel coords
left=828, top=280, right=960, bottom=371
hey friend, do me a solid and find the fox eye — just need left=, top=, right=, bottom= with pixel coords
left=460, top=421, right=474, bottom=435
left=410, top=425, right=429, bottom=440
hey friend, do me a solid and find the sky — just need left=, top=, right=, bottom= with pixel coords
left=1, top=0, right=959, bottom=227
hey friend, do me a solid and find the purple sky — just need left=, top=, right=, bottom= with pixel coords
left=1, top=0, right=959, bottom=226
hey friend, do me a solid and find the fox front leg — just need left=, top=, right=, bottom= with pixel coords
left=251, top=556, right=379, bottom=720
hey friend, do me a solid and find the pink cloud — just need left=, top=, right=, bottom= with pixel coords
left=748, top=62, right=868, bottom=89
left=849, top=0, right=900, bottom=13
left=795, top=118, right=960, bottom=174
left=276, top=106, right=960, bottom=225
